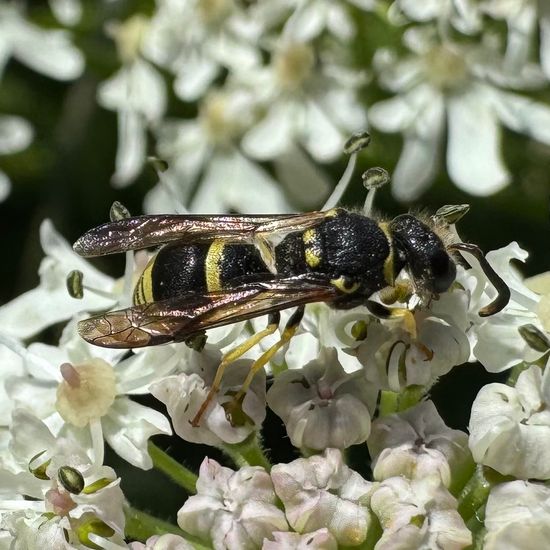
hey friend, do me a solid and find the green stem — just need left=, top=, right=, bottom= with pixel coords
left=467, top=504, right=487, bottom=549
left=457, top=465, right=505, bottom=523
left=124, top=506, right=211, bottom=549
left=148, top=441, right=197, bottom=494
left=221, top=434, right=272, bottom=471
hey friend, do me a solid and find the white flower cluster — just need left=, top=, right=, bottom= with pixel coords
left=2, top=0, right=550, bottom=203
left=0, top=196, right=549, bottom=546
left=2, top=0, right=550, bottom=548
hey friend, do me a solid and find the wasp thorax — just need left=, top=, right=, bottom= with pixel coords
left=56, top=359, right=117, bottom=428
left=424, top=44, right=468, bottom=91
left=274, top=42, right=315, bottom=91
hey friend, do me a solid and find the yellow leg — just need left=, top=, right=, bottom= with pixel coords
left=190, top=312, right=280, bottom=427
left=366, top=300, right=417, bottom=340
left=379, top=281, right=414, bottom=305
left=232, top=307, right=305, bottom=406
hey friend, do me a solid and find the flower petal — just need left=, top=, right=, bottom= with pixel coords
left=102, top=398, right=171, bottom=469
left=111, top=110, right=146, bottom=187
left=0, top=115, right=33, bottom=155
left=446, top=86, right=509, bottom=195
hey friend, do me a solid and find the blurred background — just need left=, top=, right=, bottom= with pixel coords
left=1, top=0, right=550, bottom=521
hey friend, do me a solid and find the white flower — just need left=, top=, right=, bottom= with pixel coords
left=130, top=534, right=194, bottom=550
left=461, top=242, right=542, bottom=372
left=49, top=0, right=82, bottom=27
left=369, top=26, right=550, bottom=200
left=0, top=220, right=121, bottom=339
left=283, top=0, right=375, bottom=42
left=0, top=3, right=84, bottom=80
left=271, top=448, right=376, bottom=546
left=368, top=400, right=472, bottom=489
left=525, top=269, right=550, bottom=333
left=0, top=338, right=25, bottom=427
left=370, top=476, right=472, bottom=549
left=143, top=0, right=261, bottom=101
left=262, top=528, right=337, bottom=550
left=151, top=345, right=266, bottom=446
left=469, top=363, right=550, bottom=480
left=355, top=310, right=470, bottom=392
left=0, top=410, right=126, bottom=549
left=484, top=480, right=550, bottom=549
left=482, top=0, right=550, bottom=79
left=2, top=318, right=174, bottom=469
left=98, top=16, right=167, bottom=186
left=390, top=0, right=481, bottom=34
left=241, top=36, right=367, bottom=164
left=177, top=458, right=288, bottom=550
left=149, top=88, right=293, bottom=214
left=251, top=302, right=373, bottom=375
left=0, top=115, right=33, bottom=202
left=267, top=347, right=377, bottom=450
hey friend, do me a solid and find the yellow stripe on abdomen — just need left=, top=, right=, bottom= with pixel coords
left=133, top=256, right=156, bottom=305
left=205, top=239, right=225, bottom=292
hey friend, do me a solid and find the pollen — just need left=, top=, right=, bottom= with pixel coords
left=274, top=43, right=315, bottom=91
left=200, top=92, right=243, bottom=145
left=424, top=44, right=468, bottom=91
left=56, top=358, right=117, bottom=428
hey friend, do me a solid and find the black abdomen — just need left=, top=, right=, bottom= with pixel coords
left=146, top=241, right=270, bottom=302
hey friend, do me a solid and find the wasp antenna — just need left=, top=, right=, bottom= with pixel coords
left=448, top=242, right=511, bottom=317
left=323, top=131, right=370, bottom=210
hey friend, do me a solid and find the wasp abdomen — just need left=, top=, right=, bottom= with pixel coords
left=134, top=241, right=269, bottom=304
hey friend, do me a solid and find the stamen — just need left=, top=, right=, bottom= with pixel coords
left=109, top=201, right=131, bottom=221
left=432, top=204, right=470, bottom=225
left=518, top=324, right=550, bottom=352
left=66, top=270, right=84, bottom=299
left=58, top=466, right=85, bottom=495
left=323, top=131, right=370, bottom=210
left=362, top=167, right=390, bottom=216
left=65, top=271, right=119, bottom=301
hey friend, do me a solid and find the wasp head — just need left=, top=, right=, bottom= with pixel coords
left=389, top=214, right=456, bottom=295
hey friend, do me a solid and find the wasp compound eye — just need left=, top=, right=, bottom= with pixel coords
left=430, top=249, right=456, bottom=293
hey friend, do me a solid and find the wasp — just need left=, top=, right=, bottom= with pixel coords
left=73, top=206, right=510, bottom=425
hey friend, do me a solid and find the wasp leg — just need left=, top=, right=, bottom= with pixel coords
left=190, top=312, right=281, bottom=427
left=366, top=300, right=417, bottom=340
left=379, top=281, right=415, bottom=305
left=227, top=306, right=305, bottom=423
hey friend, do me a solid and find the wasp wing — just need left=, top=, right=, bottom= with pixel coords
left=73, top=212, right=334, bottom=257
left=77, top=276, right=338, bottom=348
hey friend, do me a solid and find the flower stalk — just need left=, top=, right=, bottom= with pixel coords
left=220, top=434, right=272, bottom=471
left=147, top=441, right=197, bottom=494
left=124, top=506, right=210, bottom=548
